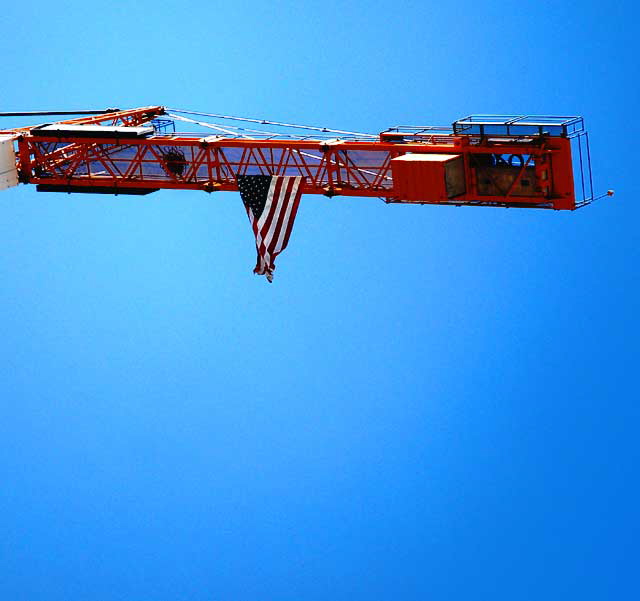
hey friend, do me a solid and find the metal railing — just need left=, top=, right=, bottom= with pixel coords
left=453, top=115, right=585, bottom=138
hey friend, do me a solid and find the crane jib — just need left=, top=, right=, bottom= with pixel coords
left=0, top=106, right=595, bottom=210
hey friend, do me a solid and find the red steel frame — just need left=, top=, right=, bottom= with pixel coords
left=5, top=106, right=578, bottom=210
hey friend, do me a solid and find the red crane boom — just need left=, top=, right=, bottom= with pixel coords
left=1, top=106, right=593, bottom=210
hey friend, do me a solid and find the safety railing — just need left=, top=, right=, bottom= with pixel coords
left=453, top=115, right=585, bottom=139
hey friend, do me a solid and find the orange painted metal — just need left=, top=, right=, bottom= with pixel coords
left=6, top=106, right=580, bottom=210
left=0, top=106, right=164, bottom=135
left=391, top=154, right=465, bottom=202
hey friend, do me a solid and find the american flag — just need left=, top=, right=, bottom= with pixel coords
left=237, top=174, right=304, bottom=282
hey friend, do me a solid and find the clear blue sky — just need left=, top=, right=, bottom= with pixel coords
left=1, top=2, right=638, bottom=600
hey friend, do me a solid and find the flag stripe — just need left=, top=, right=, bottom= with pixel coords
left=257, top=177, right=285, bottom=256
left=276, top=182, right=301, bottom=254
left=257, top=176, right=280, bottom=231
left=263, top=177, right=293, bottom=253
left=261, top=177, right=294, bottom=260
left=272, top=177, right=300, bottom=254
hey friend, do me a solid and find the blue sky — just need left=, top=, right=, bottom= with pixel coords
left=1, top=2, right=638, bottom=600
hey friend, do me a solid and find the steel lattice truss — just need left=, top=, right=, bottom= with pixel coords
left=3, top=106, right=586, bottom=209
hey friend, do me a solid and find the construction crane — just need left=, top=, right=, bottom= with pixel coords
left=0, top=106, right=601, bottom=210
